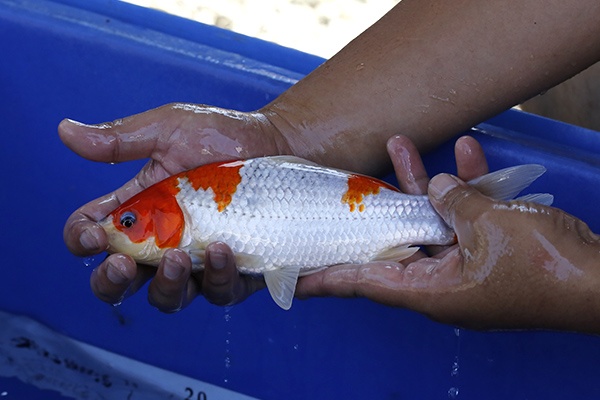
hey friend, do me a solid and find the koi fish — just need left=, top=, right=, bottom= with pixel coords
left=99, top=156, right=551, bottom=310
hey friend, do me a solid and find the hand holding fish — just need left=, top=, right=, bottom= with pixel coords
left=60, top=103, right=286, bottom=311
left=298, top=136, right=600, bottom=333
left=60, top=107, right=600, bottom=332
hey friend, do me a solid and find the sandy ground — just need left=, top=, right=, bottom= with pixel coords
left=119, top=0, right=400, bottom=59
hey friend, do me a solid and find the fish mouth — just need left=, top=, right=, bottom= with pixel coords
left=98, top=216, right=164, bottom=267
left=98, top=216, right=119, bottom=253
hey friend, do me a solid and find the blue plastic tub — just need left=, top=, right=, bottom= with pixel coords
left=1, top=1, right=599, bottom=398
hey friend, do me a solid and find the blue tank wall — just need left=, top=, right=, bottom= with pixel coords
left=0, top=1, right=599, bottom=399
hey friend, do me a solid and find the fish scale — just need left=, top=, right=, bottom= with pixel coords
left=175, top=157, right=453, bottom=273
left=100, top=156, right=549, bottom=310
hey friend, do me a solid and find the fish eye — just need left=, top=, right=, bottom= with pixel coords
left=119, top=211, right=136, bottom=228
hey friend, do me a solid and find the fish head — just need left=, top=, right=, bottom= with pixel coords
left=99, top=180, right=184, bottom=266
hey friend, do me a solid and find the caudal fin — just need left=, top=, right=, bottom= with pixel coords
left=468, top=164, right=553, bottom=205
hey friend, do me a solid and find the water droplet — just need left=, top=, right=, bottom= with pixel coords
left=1, top=392, right=8, bottom=397
left=451, top=358, right=459, bottom=377
left=448, top=328, right=461, bottom=397
left=356, top=62, right=365, bottom=71
left=82, top=256, right=99, bottom=268
left=224, top=305, right=234, bottom=322
left=293, top=344, right=299, bottom=351
left=223, top=307, right=233, bottom=385
left=448, top=387, right=459, bottom=399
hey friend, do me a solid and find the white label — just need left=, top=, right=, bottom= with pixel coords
left=0, top=310, right=259, bottom=400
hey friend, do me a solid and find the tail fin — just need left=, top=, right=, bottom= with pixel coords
left=468, top=165, right=553, bottom=205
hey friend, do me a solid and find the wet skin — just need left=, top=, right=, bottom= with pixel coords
left=60, top=104, right=284, bottom=310
left=299, top=137, right=600, bottom=333
left=62, top=115, right=600, bottom=332
left=61, top=0, right=600, bottom=329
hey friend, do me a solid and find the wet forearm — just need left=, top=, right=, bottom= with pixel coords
left=263, top=0, right=600, bottom=175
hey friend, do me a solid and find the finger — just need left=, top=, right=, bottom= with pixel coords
left=64, top=184, right=151, bottom=255
left=391, top=248, right=497, bottom=329
left=382, top=248, right=469, bottom=322
left=296, top=261, right=405, bottom=299
left=58, top=105, right=177, bottom=163
left=425, top=136, right=487, bottom=256
left=148, top=249, right=194, bottom=313
left=90, top=254, right=138, bottom=305
left=202, top=242, right=265, bottom=306
left=428, top=173, right=494, bottom=228
left=296, top=256, right=460, bottom=303
left=296, top=251, right=469, bottom=324
left=386, top=135, right=436, bottom=258
left=64, top=211, right=109, bottom=256
left=454, top=136, right=489, bottom=181
left=61, top=105, right=196, bottom=256
left=387, top=135, right=429, bottom=194
left=64, top=159, right=173, bottom=256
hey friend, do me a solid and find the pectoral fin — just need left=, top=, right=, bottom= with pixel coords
left=372, top=245, right=419, bottom=262
left=263, top=265, right=302, bottom=311
left=234, top=252, right=266, bottom=270
left=186, top=248, right=206, bottom=271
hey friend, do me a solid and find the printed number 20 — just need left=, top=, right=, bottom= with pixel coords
left=184, top=387, right=207, bottom=400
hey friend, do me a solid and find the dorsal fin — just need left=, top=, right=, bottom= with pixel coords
left=262, top=156, right=322, bottom=167
left=468, top=164, right=551, bottom=204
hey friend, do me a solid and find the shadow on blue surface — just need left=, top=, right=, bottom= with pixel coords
left=0, top=0, right=599, bottom=399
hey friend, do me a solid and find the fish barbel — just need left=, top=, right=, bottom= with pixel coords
left=99, top=156, right=550, bottom=309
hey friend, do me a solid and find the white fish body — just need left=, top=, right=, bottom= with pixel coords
left=100, top=156, right=550, bottom=309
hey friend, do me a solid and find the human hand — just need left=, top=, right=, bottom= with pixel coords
left=61, top=103, right=286, bottom=311
left=297, top=135, right=600, bottom=333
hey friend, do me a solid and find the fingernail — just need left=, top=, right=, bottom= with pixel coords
left=65, top=118, right=85, bottom=126
left=80, top=228, right=100, bottom=252
left=386, top=135, right=402, bottom=149
left=106, top=261, right=129, bottom=285
left=163, top=255, right=185, bottom=280
left=429, top=174, right=460, bottom=200
left=209, top=250, right=228, bottom=270
left=64, top=118, right=103, bottom=128
left=455, top=136, right=472, bottom=156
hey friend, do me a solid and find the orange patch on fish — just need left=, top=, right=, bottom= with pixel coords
left=111, top=179, right=184, bottom=248
left=186, top=160, right=243, bottom=212
left=342, top=174, right=398, bottom=212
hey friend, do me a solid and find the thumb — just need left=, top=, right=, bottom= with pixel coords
left=58, top=105, right=176, bottom=163
left=428, top=173, right=494, bottom=228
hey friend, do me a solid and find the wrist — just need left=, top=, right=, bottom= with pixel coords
left=255, top=106, right=300, bottom=158
left=259, top=100, right=392, bottom=175
left=210, top=108, right=293, bottom=160
left=258, top=101, right=323, bottom=163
